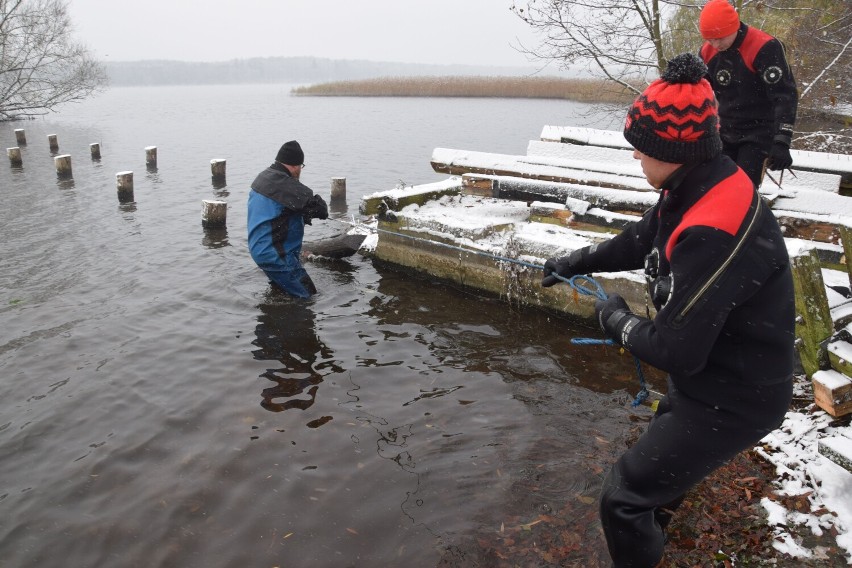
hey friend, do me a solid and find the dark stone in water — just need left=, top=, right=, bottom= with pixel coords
left=303, top=233, right=367, bottom=259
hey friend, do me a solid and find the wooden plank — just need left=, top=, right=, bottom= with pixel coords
left=828, top=339, right=852, bottom=377
left=459, top=173, right=656, bottom=213
left=540, top=126, right=852, bottom=190
left=458, top=173, right=849, bottom=245
left=812, top=369, right=852, bottom=417
left=360, top=178, right=461, bottom=215
left=431, top=148, right=651, bottom=192
left=776, top=215, right=843, bottom=244
left=818, top=435, right=852, bottom=472
left=791, top=248, right=833, bottom=377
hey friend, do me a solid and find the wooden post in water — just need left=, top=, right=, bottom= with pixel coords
left=211, top=159, right=226, bottom=182
left=90, top=143, right=101, bottom=160
left=202, top=199, right=227, bottom=228
left=7, top=147, right=22, bottom=166
left=790, top=247, right=833, bottom=377
left=116, top=171, right=134, bottom=202
left=146, top=146, right=157, bottom=168
left=331, top=177, right=347, bottom=201
left=48, top=134, right=59, bottom=152
left=54, top=154, right=72, bottom=178
left=14, top=129, right=26, bottom=145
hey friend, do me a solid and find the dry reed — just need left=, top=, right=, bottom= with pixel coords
left=291, top=76, right=634, bottom=104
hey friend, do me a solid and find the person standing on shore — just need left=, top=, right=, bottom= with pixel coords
left=698, top=0, right=798, bottom=187
left=247, top=140, right=328, bottom=298
left=541, top=53, right=794, bottom=567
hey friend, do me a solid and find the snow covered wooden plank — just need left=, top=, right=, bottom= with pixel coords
left=528, top=200, right=641, bottom=232
left=430, top=148, right=651, bottom=192
left=371, top=194, right=647, bottom=321
left=524, top=140, right=643, bottom=179
left=541, top=125, right=630, bottom=149
left=460, top=173, right=656, bottom=213
left=828, top=339, right=852, bottom=378
left=528, top=139, right=842, bottom=194
left=457, top=170, right=851, bottom=244
left=812, top=369, right=852, bottom=417
left=774, top=211, right=850, bottom=244
left=818, top=434, right=852, bottom=473
left=359, top=177, right=461, bottom=215
left=541, top=126, right=852, bottom=191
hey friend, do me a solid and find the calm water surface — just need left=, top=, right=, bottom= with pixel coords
left=0, top=85, right=659, bottom=567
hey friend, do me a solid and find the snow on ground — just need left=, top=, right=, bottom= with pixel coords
left=756, top=385, right=852, bottom=563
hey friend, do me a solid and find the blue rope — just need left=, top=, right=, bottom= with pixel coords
left=370, top=224, right=650, bottom=407
left=557, top=276, right=649, bottom=408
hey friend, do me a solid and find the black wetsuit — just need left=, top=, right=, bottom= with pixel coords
left=701, top=23, right=798, bottom=187
left=569, top=153, right=794, bottom=567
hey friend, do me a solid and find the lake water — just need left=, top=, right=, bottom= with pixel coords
left=0, top=84, right=661, bottom=567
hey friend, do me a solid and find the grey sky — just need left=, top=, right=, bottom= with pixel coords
left=67, top=0, right=543, bottom=68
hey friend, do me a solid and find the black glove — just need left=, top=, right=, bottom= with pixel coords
left=594, top=293, right=638, bottom=346
left=541, top=249, right=583, bottom=287
left=302, top=194, right=329, bottom=225
left=767, top=142, right=793, bottom=171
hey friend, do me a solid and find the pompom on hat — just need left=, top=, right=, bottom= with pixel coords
left=275, top=140, right=304, bottom=166
left=623, top=53, right=722, bottom=164
left=699, top=0, right=740, bottom=39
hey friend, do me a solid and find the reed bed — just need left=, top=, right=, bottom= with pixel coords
left=291, top=76, right=634, bottom=104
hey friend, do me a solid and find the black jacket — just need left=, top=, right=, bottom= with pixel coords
left=574, top=154, right=794, bottom=404
left=700, top=23, right=798, bottom=148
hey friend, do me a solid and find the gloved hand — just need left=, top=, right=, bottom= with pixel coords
left=541, top=249, right=583, bottom=288
left=302, top=194, right=329, bottom=225
left=594, top=293, right=634, bottom=345
left=767, top=142, right=793, bottom=171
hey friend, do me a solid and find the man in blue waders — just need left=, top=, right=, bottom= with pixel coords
left=542, top=53, right=794, bottom=567
left=247, top=140, right=328, bottom=298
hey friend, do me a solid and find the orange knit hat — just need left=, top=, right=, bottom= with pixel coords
left=699, top=0, right=740, bottom=39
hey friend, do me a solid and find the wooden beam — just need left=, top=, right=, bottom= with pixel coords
left=791, top=248, right=833, bottom=376
left=818, top=435, right=852, bottom=472
left=812, top=369, right=852, bottom=417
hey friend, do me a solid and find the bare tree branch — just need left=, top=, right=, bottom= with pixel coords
left=0, top=0, right=107, bottom=121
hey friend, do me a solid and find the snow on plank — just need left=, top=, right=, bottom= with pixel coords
left=460, top=173, right=657, bottom=213
left=818, top=434, right=852, bottom=474
left=431, top=148, right=651, bottom=191
left=541, top=125, right=852, bottom=188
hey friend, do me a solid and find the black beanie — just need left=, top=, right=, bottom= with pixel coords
left=275, top=140, right=304, bottom=166
left=623, top=53, right=722, bottom=164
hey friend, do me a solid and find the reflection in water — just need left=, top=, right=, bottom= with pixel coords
left=56, top=178, right=75, bottom=190
left=201, top=227, right=229, bottom=249
left=252, top=291, right=339, bottom=416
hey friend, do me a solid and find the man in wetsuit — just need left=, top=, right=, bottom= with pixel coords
left=699, top=0, right=798, bottom=187
left=247, top=140, right=328, bottom=298
left=542, top=53, right=794, bottom=567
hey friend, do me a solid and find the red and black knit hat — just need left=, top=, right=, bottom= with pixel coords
left=623, top=53, right=721, bottom=164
